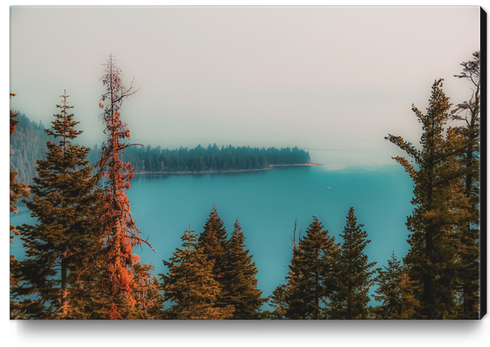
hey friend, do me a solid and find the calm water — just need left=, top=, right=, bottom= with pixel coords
left=10, top=164, right=414, bottom=302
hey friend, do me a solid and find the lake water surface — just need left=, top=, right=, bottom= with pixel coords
left=10, top=163, right=415, bottom=302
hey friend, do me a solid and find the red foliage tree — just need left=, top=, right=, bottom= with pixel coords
left=97, top=55, right=153, bottom=319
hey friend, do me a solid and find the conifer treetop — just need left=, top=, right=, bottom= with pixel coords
left=45, top=91, right=81, bottom=146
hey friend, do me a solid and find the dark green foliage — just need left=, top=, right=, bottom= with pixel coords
left=119, top=144, right=311, bottom=173
left=223, top=220, right=263, bottom=319
left=10, top=113, right=50, bottom=185
left=329, top=207, right=376, bottom=319
left=11, top=92, right=101, bottom=319
left=373, top=252, right=419, bottom=319
left=285, top=217, right=338, bottom=319
left=263, top=284, right=289, bottom=320
left=197, top=206, right=229, bottom=307
left=11, top=120, right=311, bottom=179
left=160, top=229, right=234, bottom=319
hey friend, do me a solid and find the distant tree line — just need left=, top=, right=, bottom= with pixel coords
left=88, top=143, right=311, bottom=174
left=9, top=113, right=49, bottom=185
left=10, top=52, right=481, bottom=320
left=10, top=119, right=311, bottom=185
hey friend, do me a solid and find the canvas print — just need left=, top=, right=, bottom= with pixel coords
left=9, top=6, right=483, bottom=320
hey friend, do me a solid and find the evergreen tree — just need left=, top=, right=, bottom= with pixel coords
left=285, top=217, right=338, bottom=319
left=452, top=51, right=481, bottom=319
left=441, top=127, right=473, bottom=319
left=96, top=55, right=154, bottom=319
left=160, top=229, right=234, bottom=319
left=264, top=284, right=289, bottom=320
left=373, top=252, right=419, bottom=319
left=224, top=220, right=263, bottom=319
left=385, top=79, right=460, bottom=319
left=197, top=205, right=229, bottom=307
left=283, top=240, right=303, bottom=319
left=329, top=207, right=376, bottom=319
left=12, top=92, right=100, bottom=319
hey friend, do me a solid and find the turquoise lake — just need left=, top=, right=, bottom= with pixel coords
left=11, top=162, right=415, bottom=303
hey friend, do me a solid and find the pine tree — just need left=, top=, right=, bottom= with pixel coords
left=285, top=217, right=338, bottom=319
left=386, top=79, right=461, bottom=319
left=452, top=52, right=481, bottom=319
left=264, top=284, right=289, bottom=320
left=12, top=92, right=100, bottom=319
left=160, top=229, right=234, bottom=319
left=373, top=252, right=419, bottom=319
left=197, top=205, right=229, bottom=306
left=224, top=220, right=263, bottom=319
left=96, top=55, right=154, bottom=319
left=441, top=127, right=473, bottom=319
left=283, top=241, right=303, bottom=319
left=329, top=207, right=376, bottom=320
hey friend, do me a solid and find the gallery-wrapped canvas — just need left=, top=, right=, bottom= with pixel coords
left=9, top=5, right=485, bottom=322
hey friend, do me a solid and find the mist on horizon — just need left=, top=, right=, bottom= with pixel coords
left=9, top=6, right=480, bottom=168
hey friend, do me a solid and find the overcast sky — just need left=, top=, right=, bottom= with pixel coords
left=9, top=6, right=480, bottom=168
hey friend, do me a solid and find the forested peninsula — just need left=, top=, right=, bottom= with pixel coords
left=91, top=143, right=312, bottom=175
left=10, top=113, right=311, bottom=184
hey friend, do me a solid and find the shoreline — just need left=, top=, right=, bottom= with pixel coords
left=269, top=163, right=320, bottom=167
left=133, top=162, right=321, bottom=176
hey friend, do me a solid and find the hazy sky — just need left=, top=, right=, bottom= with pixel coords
left=10, top=6, right=480, bottom=169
